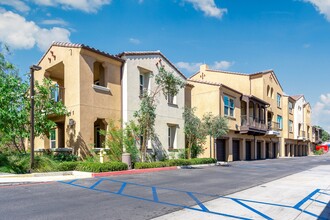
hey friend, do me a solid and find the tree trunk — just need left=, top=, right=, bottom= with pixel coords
left=209, top=135, right=212, bottom=158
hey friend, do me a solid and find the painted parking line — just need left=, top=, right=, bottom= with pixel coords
left=59, top=179, right=329, bottom=220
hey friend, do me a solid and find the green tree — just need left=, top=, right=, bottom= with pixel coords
left=0, top=45, right=68, bottom=153
left=134, top=66, right=185, bottom=162
left=315, top=126, right=330, bottom=142
left=202, top=112, right=229, bottom=158
left=183, top=107, right=206, bottom=159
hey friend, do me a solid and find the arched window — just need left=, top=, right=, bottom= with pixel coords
left=267, top=85, right=270, bottom=97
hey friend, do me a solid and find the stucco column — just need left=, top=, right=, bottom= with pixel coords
left=261, top=140, right=266, bottom=159
left=227, top=137, right=233, bottom=162
left=252, top=138, right=257, bottom=160
left=240, top=139, right=246, bottom=160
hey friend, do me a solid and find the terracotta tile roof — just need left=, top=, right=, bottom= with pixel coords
left=290, top=94, right=304, bottom=101
left=118, top=51, right=186, bottom=79
left=187, top=79, right=243, bottom=95
left=38, top=42, right=124, bottom=65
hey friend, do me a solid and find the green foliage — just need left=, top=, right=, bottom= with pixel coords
left=124, top=121, right=141, bottom=162
left=134, top=158, right=216, bottom=169
left=101, top=120, right=123, bottom=162
left=202, top=112, right=229, bottom=139
left=0, top=47, right=68, bottom=153
left=134, top=66, right=185, bottom=162
left=51, top=153, right=78, bottom=162
left=313, top=149, right=324, bottom=155
left=183, top=107, right=206, bottom=159
left=75, top=161, right=128, bottom=172
left=57, top=161, right=81, bottom=171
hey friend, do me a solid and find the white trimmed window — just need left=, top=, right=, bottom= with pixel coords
left=168, top=125, right=177, bottom=149
left=277, top=93, right=281, bottom=108
left=289, top=120, right=293, bottom=133
left=289, top=101, right=293, bottom=114
left=139, top=74, right=144, bottom=96
left=224, top=95, right=235, bottom=117
left=50, top=129, right=56, bottom=148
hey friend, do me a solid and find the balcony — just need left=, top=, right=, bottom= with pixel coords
left=240, top=115, right=267, bottom=135
left=266, top=121, right=281, bottom=136
left=297, top=131, right=306, bottom=140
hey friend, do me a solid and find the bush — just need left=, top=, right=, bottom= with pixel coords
left=76, top=162, right=128, bottom=173
left=314, top=149, right=324, bottom=155
left=52, top=153, right=78, bottom=162
left=57, top=161, right=81, bottom=171
left=134, top=158, right=216, bottom=169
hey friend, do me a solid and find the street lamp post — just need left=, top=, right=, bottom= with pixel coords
left=30, top=65, right=41, bottom=172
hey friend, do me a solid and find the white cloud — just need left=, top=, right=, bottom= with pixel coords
left=0, top=0, right=30, bottom=12
left=0, top=10, right=70, bottom=51
left=129, top=38, right=141, bottom=45
left=176, top=60, right=233, bottom=74
left=183, top=0, right=227, bottom=19
left=211, top=61, right=233, bottom=70
left=176, top=61, right=203, bottom=74
left=32, top=0, right=111, bottom=13
left=312, top=93, right=330, bottom=132
left=304, top=0, right=330, bottom=21
left=41, top=18, right=68, bottom=26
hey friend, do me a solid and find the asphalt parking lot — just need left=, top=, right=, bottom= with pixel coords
left=0, top=155, right=329, bottom=219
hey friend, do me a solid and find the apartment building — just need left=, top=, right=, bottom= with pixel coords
left=34, top=42, right=123, bottom=157
left=119, top=51, right=186, bottom=159
left=189, top=64, right=313, bottom=161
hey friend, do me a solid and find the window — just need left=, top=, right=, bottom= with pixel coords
left=139, top=74, right=144, bottom=96
left=289, top=101, right=293, bottom=114
left=289, top=120, right=293, bottom=133
left=277, top=93, right=281, bottom=108
left=50, top=129, right=56, bottom=148
left=51, top=84, right=60, bottom=102
left=93, top=62, right=105, bottom=87
left=224, top=95, right=235, bottom=117
left=168, top=94, right=177, bottom=105
left=277, top=115, right=283, bottom=130
left=168, top=125, right=177, bottom=149
left=267, top=85, right=270, bottom=97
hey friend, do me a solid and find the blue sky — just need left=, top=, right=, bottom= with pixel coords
left=0, top=0, right=330, bottom=131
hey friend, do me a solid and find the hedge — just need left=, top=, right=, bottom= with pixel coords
left=57, top=161, right=81, bottom=171
left=134, top=158, right=216, bottom=169
left=75, top=161, right=128, bottom=172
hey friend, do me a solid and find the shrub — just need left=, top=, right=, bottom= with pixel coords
left=190, top=158, right=217, bottom=165
left=76, top=162, right=128, bottom=173
left=134, top=158, right=216, bottom=169
left=52, top=153, right=78, bottom=162
left=57, top=161, right=81, bottom=171
left=314, top=149, right=324, bottom=155
left=134, top=161, right=169, bottom=169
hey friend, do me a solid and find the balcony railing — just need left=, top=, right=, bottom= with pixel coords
left=241, top=115, right=267, bottom=131
left=297, top=130, right=306, bottom=139
left=268, top=121, right=280, bottom=131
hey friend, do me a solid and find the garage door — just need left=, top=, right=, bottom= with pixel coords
left=246, top=141, right=252, bottom=160
left=273, top=143, right=277, bottom=158
left=233, top=140, right=240, bottom=161
left=257, top=142, right=261, bottom=160
left=216, top=139, right=226, bottom=161
left=266, top=143, right=270, bottom=159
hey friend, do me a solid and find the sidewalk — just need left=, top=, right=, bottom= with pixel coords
left=153, top=165, right=330, bottom=220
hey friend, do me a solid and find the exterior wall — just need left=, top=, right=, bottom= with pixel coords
left=294, top=97, right=305, bottom=139
left=34, top=45, right=122, bottom=156
left=121, top=54, right=185, bottom=158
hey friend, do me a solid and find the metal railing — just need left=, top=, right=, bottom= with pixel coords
left=241, top=115, right=267, bottom=130
left=268, top=121, right=280, bottom=131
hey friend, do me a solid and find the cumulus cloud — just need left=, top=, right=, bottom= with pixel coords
left=312, top=93, right=330, bottom=132
left=183, top=0, right=227, bottom=19
left=40, top=18, right=69, bottom=26
left=129, top=38, right=141, bottom=45
left=176, top=60, right=233, bottom=74
left=304, top=0, right=330, bottom=21
left=0, top=0, right=30, bottom=12
left=32, top=0, right=111, bottom=13
left=0, top=10, right=70, bottom=51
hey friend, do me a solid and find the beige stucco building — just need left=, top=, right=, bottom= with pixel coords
left=189, top=64, right=311, bottom=161
left=34, top=42, right=123, bottom=157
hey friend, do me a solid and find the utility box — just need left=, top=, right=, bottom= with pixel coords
left=122, top=153, right=132, bottom=170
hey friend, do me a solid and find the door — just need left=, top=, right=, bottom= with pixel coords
left=233, top=140, right=240, bottom=161
left=273, top=143, right=277, bottom=158
left=216, top=139, right=226, bottom=161
left=257, top=142, right=262, bottom=160
left=246, top=141, right=252, bottom=160
left=266, top=143, right=270, bottom=159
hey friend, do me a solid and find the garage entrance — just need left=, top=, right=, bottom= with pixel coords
left=246, top=141, right=252, bottom=160
left=232, top=140, right=240, bottom=161
left=216, top=139, right=226, bottom=161
left=266, top=143, right=270, bottom=159
left=273, top=143, right=277, bottom=158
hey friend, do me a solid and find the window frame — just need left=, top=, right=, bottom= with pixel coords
left=50, top=129, right=56, bottom=148
left=224, top=95, right=235, bottom=117
left=277, top=115, right=283, bottom=130
left=289, top=120, right=293, bottom=133
left=277, top=93, right=281, bottom=108
left=168, top=125, right=177, bottom=150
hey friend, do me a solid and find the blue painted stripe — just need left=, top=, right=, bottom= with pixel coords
left=237, top=198, right=292, bottom=208
left=187, top=192, right=209, bottom=212
left=58, top=179, right=78, bottom=184
left=117, top=182, right=127, bottom=194
left=293, top=189, right=320, bottom=209
left=60, top=181, right=251, bottom=220
left=318, top=191, right=330, bottom=196
left=299, top=209, right=328, bottom=220
left=232, top=198, right=272, bottom=220
left=89, top=179, right=103, bottom=189
left=310, top=199, right=328, bottom=205
left=152, top=187, right=159, bottom=202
